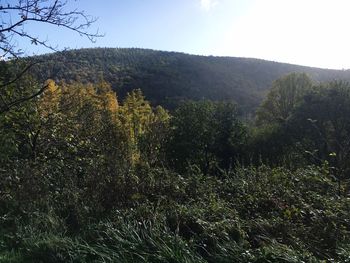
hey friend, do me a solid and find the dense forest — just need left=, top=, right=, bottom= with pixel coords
left=1, top=52, right=350, bottom=262
left=28, top=48, right=350, bottom=114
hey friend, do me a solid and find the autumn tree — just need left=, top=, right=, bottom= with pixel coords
left=139, top=105, right=170, bottom=166
left=119, top=89, right=170, bottom=165
left=36, top=81, right=135, bottom=213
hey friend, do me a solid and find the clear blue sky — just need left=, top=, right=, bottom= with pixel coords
left=17, top=0, right=350, bottom=69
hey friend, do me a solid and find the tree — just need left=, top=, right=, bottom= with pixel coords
left=139, top=105, right=170, bottom=166
left=119, top=89, right=170, bottom=165
left=0, top=0, right=101, bottom=58
left=250, top=73, right=314, bottom=166
left=0, top=60, right=50, bottom=114
left=0, top=0, right=102, bottom=114
left=167, top=101, right=247, bottom=173
left=288, top=81, right=350, bottom=190
left=212, top=102, right=248, bottom=168
left=0, top=80, right=40, bottom=161
left=256, top=73, right=313, bottom=126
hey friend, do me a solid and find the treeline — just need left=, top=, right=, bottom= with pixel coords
left=27, top=48, right=350, bottom=114
left=1, top=71, right=350, bottom=262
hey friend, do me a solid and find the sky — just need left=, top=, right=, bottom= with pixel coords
left=14, top=0, right=350, bottom=69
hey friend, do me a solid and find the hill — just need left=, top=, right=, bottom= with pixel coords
left=29, top=48, right=350, bottom=113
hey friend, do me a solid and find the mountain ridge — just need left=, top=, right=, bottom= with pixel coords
left=28, top=47, right=350, bottom=113
left=35, top=47, right=349, bottom=71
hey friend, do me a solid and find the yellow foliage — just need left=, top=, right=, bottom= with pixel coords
left=105, top=92, right=118, bottom=113
left=118, top=89, right=170, bottom=165
left=119, top=89, right=153, bottom=141
left=38, top=82, right=166, bottom=167
left=39, top=79, right=61, bottom=117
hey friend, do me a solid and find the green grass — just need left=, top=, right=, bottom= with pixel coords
left=1, top=166, right=349, bottom=262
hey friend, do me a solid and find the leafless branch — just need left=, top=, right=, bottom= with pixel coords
left=0, top=0, right=103, bottom=112
left=0, top=0, right=103, bottom=58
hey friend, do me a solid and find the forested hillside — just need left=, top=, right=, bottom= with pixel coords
left=1, top=66, right=350, bottom=261
left=3, top=0, right=350, bottom=262
left=3, top=0, right=350, bottom=259
left=28, top=48, right=350, bottom=113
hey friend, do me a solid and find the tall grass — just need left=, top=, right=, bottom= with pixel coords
left=1, top=165, right=349, bottom=262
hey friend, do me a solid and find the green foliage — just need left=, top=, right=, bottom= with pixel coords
left=288, top=81, right=350, bottom=174
left=167, top=101, right=247, bottom=172
left=1, top=70, right=350, bottom=262
left=251, top=75, right=350, bottom=173
left=256, top=73, right=313, bottom=126
left=27, top=48, right=350, bottom=114
left=1, top=165, right=349, bottom=262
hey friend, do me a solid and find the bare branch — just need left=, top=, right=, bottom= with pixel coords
left=0, top=0, right=103, bottom=58
left=0, top=0, right=103, bottom=112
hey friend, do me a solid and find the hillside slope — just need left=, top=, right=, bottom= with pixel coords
left=30, top=48, right=350, bottom=113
